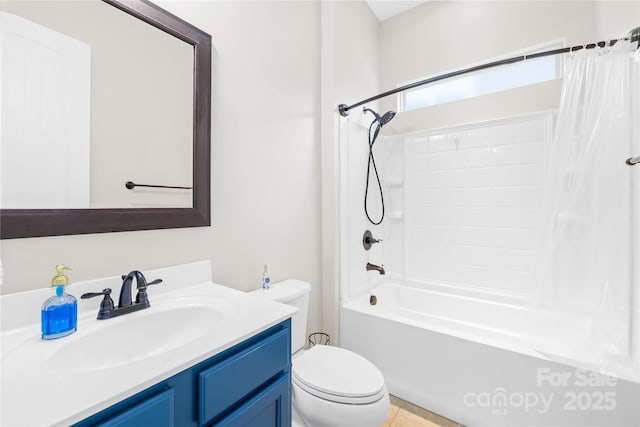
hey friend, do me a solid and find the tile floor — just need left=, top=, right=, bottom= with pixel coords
left=381, top=395, right=461, bottom=427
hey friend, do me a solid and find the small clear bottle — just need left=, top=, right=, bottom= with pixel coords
left=262, top=264, right=271, bottom=290
left=41, top=265, right=77, bottom=340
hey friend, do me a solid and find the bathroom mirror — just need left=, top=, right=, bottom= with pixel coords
left=0, top=0, right=211, bottom=239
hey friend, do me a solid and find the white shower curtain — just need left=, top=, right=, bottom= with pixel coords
left=532, top=42, right=640, bottom=381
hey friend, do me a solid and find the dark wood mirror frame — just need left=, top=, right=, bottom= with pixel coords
left=0, top=0, right=211, bottom=239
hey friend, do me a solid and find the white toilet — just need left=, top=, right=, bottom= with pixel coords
left=250, top=280, right=389, bottom=427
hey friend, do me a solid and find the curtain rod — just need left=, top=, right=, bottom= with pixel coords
left=338, top=26, right=640, bottom=117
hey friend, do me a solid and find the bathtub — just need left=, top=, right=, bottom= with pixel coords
left=340, top=281, right=639, bottom=427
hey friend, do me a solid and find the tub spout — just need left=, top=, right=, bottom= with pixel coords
left=366, top=262, right=385, bottom=275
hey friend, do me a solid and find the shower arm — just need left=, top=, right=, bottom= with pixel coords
left=338, top=26, right=640, bottom=117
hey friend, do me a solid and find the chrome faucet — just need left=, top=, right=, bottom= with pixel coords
left=82, top=271, right=162, bottom=320
left=366, top=262, right=385, bottom=275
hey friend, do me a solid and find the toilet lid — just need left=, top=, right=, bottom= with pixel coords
left=292, top=345, right=386, bottom=404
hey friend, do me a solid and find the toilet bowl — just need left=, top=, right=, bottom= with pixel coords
left=292, top=345, right=389, bottom=427
left=250, top=280, right=390, bottom=427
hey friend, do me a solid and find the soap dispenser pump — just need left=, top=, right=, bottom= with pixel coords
left=41, top=265, right=77, bottom=340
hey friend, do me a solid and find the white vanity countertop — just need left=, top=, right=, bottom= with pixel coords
left=0, top=261, right=296, bottom=427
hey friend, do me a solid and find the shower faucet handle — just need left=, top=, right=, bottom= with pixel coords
left=363, top=230, right=382, bottom=250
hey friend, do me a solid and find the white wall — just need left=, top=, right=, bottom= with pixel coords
left=319, top=0, right=380, bottom=343
left=377, top=1, right=627, bottom=133
left=1, top=1, right=323, bottom=335
left=326, top=2, right=380, bottom=315
left=595, top=1, right=640, bottom=40
left=379, top=1, right=597, bottom=90
left=334, top=1, right=380, bottom=109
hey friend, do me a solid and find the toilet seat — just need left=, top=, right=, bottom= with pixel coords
left=292, top=345, right=386, bottom=405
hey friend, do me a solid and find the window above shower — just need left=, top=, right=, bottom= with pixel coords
left=399, top=41, right=564, bottom=112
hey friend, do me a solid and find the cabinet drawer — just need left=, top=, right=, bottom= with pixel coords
left=215, top=373, right=290, bottom=427
left=198, top=327, right=289, bottom=425
left=97, top=388, right=174, bottom=427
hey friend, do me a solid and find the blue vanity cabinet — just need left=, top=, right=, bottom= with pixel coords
left=73, top=320, right=291, bottom=427
left=214, top=373, right=290, bottom=427
left=92, top=389, right=175, bottom=427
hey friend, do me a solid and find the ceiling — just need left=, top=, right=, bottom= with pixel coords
left=365, top=1, right=427, bottom=22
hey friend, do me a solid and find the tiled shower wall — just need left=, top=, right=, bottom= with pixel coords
left=380, top=112, right=553, bottom=297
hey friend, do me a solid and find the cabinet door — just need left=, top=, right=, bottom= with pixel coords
left=199, top=327, right=289, bottom=425
left=214, top=373, right=290, bottom=427
left=97, top=388, right=174, bottom=427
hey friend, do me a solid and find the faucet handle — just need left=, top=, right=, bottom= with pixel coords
left=135, top=278, right=162, bottom=305
left=81, top=288, right=115, bottom=320
left=81, top=288, right=112, bottom=299
left=138, top=278, right=163, bottom=290
left=363, top=230, right=383, bottom=250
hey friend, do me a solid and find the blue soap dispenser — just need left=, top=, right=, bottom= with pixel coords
left=41, top=264, right=77, bottom=340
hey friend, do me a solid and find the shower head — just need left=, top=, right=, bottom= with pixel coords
left=380, top=111, right=396, bottom=126
left=363, top=107, right=396, bottom=127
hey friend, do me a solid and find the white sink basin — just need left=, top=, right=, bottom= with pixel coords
left=48, top=303, right=222, bottom=373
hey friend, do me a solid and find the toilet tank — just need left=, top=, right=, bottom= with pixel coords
left=250, top=279, right=310, bottom=353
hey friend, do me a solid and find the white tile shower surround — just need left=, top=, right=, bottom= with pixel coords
left=378, top=111, right=553, bottom=297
